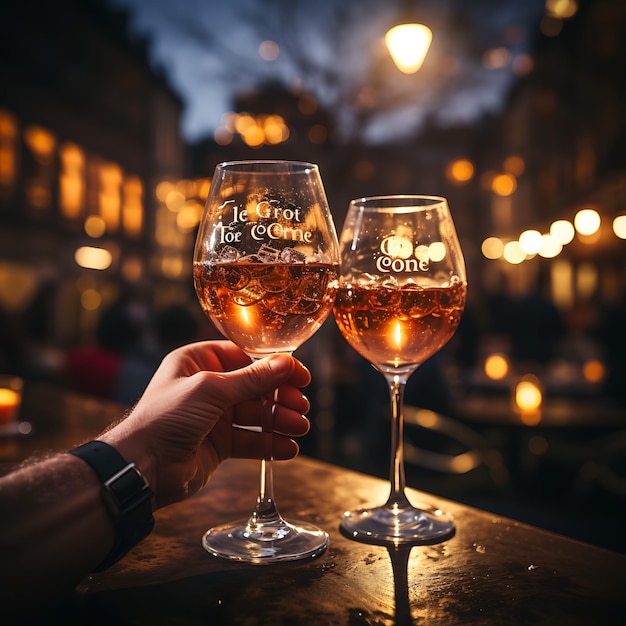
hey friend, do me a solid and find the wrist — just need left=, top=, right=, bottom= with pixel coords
left=69, top=441, right=155, bottom=570
left=98, top=427, right=158, bottom=508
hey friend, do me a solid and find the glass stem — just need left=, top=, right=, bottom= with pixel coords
left=247, top=356, right=285, bottom=531
left=249, top=457, right=283, bottom=528
left=385, top=374, right=411, bottom=511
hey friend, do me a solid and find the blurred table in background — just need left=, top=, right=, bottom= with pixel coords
left=446, top=392, right=626, bottom=545
left=449, top=393, right=626, bottom=482
left=452, top=393, right=626, bottom=429
left=0, top=381, right=122, bottom=467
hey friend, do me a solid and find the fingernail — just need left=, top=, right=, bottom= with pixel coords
left=268, top=354, right=291, bottom=374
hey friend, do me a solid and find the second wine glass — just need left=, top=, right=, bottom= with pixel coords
left=193, top=160, right=339, bottom=563
left=333, top=195, right=466, bottom=544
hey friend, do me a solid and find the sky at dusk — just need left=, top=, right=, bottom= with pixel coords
left=108, top=0, right=547, bottom=143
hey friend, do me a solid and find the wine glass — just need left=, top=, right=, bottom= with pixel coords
left=193, top=160, right=339, bottom=563
left=333, top=195, right=466, bottom=544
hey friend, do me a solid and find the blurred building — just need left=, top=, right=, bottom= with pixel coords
left=0, top=0, right=185, bottom=351
left=1, top=0, right=624, bottom=396
left=475, top=0, right=626, bottom=309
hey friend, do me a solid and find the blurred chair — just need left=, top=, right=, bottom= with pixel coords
left=402, top=405, right=510, bottom=491
left=548, top=429, right=626, bottom=501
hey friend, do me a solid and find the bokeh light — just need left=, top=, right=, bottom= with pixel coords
left=503, top=240, right=526, bottom=264
left=574, top=208, right=601, bottom=235
left=446, top=158, right=475, bottom=183
left=550, top=219, right=575, bottom=244
left=583, top=359, right=605, bottom=384
left=165, top=190, right=185, bottom=212
left=503, top=155, right=525, bottom=176
left=482, top=47, right=511, bottom=70
left=80, top=288, right=102, bottom=311
left=84, top=215, right=106, bottom=238
left=515, top=376, right=543, bottom=425
left=484, top=354, right=509, bottom=380
left=74, top=246, right=112, bottom=271
left=538, top=234, right=563, bottom=258
left=258, top=40, right=279, bottom=61
left=481, top=237, right=504, bottom=260
left=492, top=173, right=517, bottom=196
left=519, top=229, right=543, bottom=255
left=613, top=215, right=626, bottom=239
left=546, top=0, right=578, bottom=19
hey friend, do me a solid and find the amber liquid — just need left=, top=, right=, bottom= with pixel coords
left=194, top=261, right=338, bottom=356
left=333, top=281, right=466, bottom=373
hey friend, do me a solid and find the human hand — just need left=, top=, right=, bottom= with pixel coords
left=99, top=340, right=311, bottom=509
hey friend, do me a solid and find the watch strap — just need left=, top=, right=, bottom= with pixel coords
left=70, top=440, right=155, bottom=571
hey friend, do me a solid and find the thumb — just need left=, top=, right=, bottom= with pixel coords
left=219, top=354, right=302, bottom=403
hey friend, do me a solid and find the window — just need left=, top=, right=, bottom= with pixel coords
left=59, top=143, right=85, bottom=220
left=0, top=110, right=18, bottom=202
left=122, top=175, right=143, bottom=238
left=24, top=125, right=56, bottom=212
left=98, top=162, right=122, bottom=231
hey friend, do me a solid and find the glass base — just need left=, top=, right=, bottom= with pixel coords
left=340, top=503, right=455, bottom=545
left=202, top=518, right=328, bottom=564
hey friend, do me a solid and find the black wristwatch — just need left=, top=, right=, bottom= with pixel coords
left=70, top=440, right=155, bottom=571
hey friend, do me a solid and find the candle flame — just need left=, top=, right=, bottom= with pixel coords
left=515, top=381, right=542, bottom=411
left=514, top=376, right=543, bottom=425
left=0, top=388, right=19, bottom=406
left=239, top=306, right=250, bottom=326
left=393, top=321, right=402, bottom=348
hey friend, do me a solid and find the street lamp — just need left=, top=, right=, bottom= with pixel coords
left=385, top=22, right=432, bottom=74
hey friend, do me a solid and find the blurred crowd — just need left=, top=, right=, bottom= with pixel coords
left=0, top=291, right=219, bottom=407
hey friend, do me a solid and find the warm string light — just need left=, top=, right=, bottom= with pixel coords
left=469, top=152, right=620, bottom=264
left=480, top=206, right=623, bottom=264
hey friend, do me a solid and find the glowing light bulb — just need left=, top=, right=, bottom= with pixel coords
left=385, top=23, right=432, bottom=74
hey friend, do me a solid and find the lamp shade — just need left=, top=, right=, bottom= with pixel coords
left=385, top=23, right=432, bottom=74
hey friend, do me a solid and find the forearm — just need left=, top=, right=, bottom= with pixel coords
left=0, top=453, right=114, bottom=617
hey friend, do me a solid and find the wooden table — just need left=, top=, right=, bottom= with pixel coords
left=65, top=457, right=624, bottom=625
left=7, top=384, right=626, bottom=624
